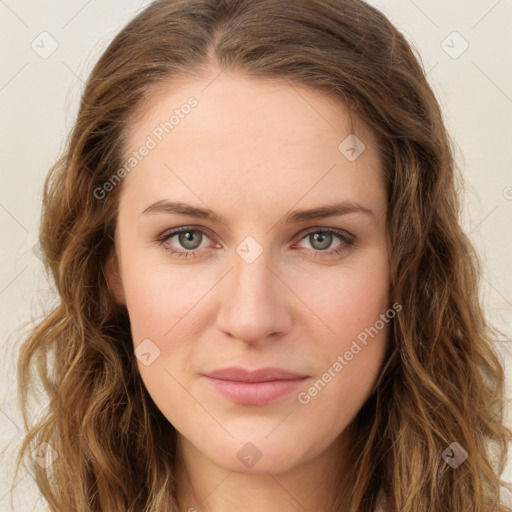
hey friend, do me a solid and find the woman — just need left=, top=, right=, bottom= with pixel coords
left=15, top=0, right=512, bottom=510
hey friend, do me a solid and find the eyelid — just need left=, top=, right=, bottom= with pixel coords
left=297, top=226, right=355, bottom=244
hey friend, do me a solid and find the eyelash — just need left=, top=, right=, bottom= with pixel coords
left=156, top=226, right=356, bottom=260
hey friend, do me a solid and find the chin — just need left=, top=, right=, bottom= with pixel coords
left=195, top=432, right=313, bottom=475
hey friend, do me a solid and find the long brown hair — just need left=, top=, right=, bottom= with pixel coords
left=13, top=0, right=512, bottom=510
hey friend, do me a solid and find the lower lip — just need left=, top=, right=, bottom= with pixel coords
left=204, top=376, right=309, bottom=405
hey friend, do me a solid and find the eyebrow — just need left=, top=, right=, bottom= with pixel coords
left=141, top=199, right=375, bottom=225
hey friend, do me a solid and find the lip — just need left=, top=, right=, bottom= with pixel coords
left=203, top=366, right=310, bottom=405
left=204, top=366, right=309, bottom=382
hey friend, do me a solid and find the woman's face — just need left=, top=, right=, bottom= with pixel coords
left=109, top=71, right=391, bottom=474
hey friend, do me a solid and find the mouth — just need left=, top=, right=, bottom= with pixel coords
left=203, top=366, right=310, bottom=405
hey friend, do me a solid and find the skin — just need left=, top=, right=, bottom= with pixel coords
left=107, top=69, right=390, bottom=512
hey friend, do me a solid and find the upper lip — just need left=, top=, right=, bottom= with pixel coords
left=204, top=366, right=309, bottom=382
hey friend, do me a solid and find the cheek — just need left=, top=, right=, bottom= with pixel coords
left=120, top=257, right=218, bottom=401
left=121, top=261, right=205, bottom=414
left=296, top=300, right=391, bottom=435
left=293, top=247, right=390, bottom=404
left=294, top=247, right=390, bottom=344
left=121, top=258, right=209, bottom=342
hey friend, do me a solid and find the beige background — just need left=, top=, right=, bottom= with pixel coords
left=1, top=0, right=511, bottom=509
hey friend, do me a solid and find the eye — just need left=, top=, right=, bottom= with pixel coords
left=156, top=226, right=356, bottom=259
left=294, top=228, right=355, bottom=259
left=156, top=226, right=217, bottom=258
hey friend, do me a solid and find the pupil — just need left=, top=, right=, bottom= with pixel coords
left=180, top=231, right=200, bottom=249
left=312, top=232, right=331, bottom=250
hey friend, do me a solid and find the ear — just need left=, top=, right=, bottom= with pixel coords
left=105, top=247, right=126, bottom=305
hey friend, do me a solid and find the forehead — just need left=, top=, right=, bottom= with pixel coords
left=119, top=72, right=385, bottom=216
left=126, top=71, right=369, bottom=150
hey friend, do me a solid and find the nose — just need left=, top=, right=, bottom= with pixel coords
left=215, top=245, right=293, bottom=346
